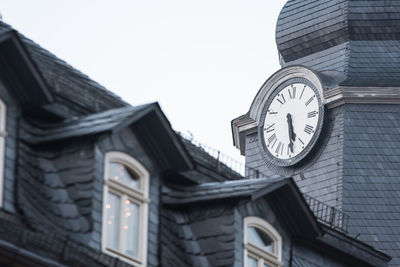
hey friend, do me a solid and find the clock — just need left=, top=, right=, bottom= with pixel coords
left=258, top=78, right=324, bottom=167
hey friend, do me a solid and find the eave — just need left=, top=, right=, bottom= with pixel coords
left=324, top=86, right=400, bottom=108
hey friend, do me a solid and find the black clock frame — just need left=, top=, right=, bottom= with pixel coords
left=258, top=77, right=325, bottom=167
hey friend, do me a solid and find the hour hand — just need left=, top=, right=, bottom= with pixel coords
left=287, top=113, right=296, bottom=152
left=287, top=113, right=296, bottom=141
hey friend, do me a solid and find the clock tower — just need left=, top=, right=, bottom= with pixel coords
left=232, top=1, right=400, bottom=265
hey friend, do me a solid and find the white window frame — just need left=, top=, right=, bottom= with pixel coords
left=102, top=151, right=150, bottom=267
left=244, top=217, right=283, bottom=267
left=0, top=99, right=6, bottom=208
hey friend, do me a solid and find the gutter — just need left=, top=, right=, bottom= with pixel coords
left=0, top=239, right=67, bottom=267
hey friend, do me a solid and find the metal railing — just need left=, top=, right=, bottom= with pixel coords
left=304, top=195, right=349, bottom=232
left=178, top=132, right=349, bottom=232
left=178, top=132, right=262, bottom=178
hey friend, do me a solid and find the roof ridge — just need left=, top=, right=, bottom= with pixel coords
left=20, top=35, right=127, bottom=104
left=26, top=104, right=148, bottom=129
left=0, top=21, right=128, bottom=110
left=20, top=104, right=154, bottom=144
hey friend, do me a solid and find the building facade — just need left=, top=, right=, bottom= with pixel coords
left=0, top=1, right=397, bottom=266
left=233, top=0, right=400, bottom=266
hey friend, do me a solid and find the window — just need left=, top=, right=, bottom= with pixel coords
left=0, top=99, right=5, bottom=208
left=102, top=152, right=150, bottom=266
left=244, top=217, right=282, bottom=267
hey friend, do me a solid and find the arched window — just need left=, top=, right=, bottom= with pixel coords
left=0, top=99, right=6, bottom=207
left=244, top=217, right=282, bottom=267
left=102, top=152, right=150, bottom=267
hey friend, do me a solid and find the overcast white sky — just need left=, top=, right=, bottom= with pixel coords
left=1, top=0, right=287, bottom=163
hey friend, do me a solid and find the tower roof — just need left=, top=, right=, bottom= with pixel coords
left=276, top=0, right=400, bottom=87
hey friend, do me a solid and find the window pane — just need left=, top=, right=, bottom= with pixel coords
left=247, top=255, right=258, bottom=267
left=109, top=162, right=140, bottom=189
left=247, top=226, right=274, bottom=253
left=105, top=192, right=120, bottom=250
left=123, top=200, right=140, bottom=258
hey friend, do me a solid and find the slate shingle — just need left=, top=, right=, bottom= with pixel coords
left=277, top=0, right=400, bottom=87
left=343, top=104, right=400, bottom=266
left=17, top=141, right=94, bottom=237
left=161, top=203, right=237, bottom=266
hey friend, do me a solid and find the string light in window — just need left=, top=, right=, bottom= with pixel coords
left=105, top=159, right=147, bottom=261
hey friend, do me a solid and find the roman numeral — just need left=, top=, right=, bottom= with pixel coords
left=308, top=111, right=318, bottom=118
left=268, top=111, right=278, bottom=115
left=304, top=124, right=314, bottom=135
left=298, top=138, right=304, bottom=145
left=288, top=86, right=296, bottom=99
left=305, top=96, right=315, bottom=106
left=270, top=138, right=277, bottom=149
left=264, top=124, right=275, bottom=133
left=268, top=133, right=277, bottom=144
left=276, top=94, right=286, bottom=105
left=300, top=85, right=306, bottom=99
left=275, top=142, right=282, bottom=154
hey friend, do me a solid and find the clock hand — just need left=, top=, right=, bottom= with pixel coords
left=287, top=113, right=296, bottom=153
left=287, top=113, right=296, bottom=141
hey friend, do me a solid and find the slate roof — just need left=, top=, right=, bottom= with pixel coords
left=163, top=177, right=289, bottom=204
left=0, top=22, right=127, bottom=114
left=0, top=18, right=242, bottom=182
left=161, top=177, right=309, bottom=266
left=19, top=102, right=241, bottom=184
left=20, top=104, right=154, bottom=144
left=276, top=0, right=348, bottom=63
left=161, top=176, right=391, bottom=266
left=276, top=0, right=400, bottom=87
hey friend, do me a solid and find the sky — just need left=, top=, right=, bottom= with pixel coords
left=1, top=0, right=287, bottom=163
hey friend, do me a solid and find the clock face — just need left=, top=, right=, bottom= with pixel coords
left=260, top=80, right=323, bottom=165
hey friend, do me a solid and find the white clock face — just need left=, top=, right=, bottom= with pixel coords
left=262, top=83, right=321, bottom=161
